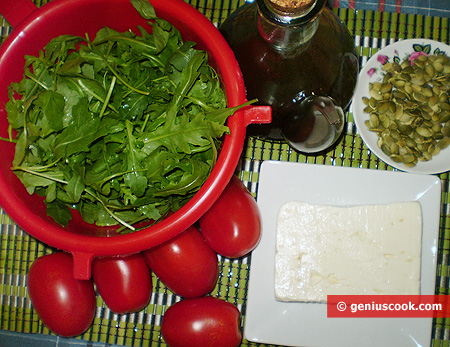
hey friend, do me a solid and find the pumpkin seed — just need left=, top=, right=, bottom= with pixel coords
left=393, top=90, right=406, bottom=99
left=368, top=97, right=377, bottom=108
left=401, top=59, right=410, bottom=69
left=377, top=101, right=391, bottom=113
left=362, top=52, right=450, bottom=167
left=422, top=151, right=433, bottom=161
left=422, top=87, right=433, bottom=97
left=432, top=122, right=442, bottom=133
left=390, top=142, right=399, bottom=154
left=441, top=103, right=450, bottom=111
left=413, top=92, right=427, bottom=103
left=434, top=61, right=444, bottom=73
left=403, top=154, right=416, bottom=163
left=418, top=54, right=428, bottom=62
left=390, top=129, right=401, bottom=141
left=393, top=79, right=406, bottom=88
left=404, top=84, right=413, bottom=95
left=380, top=83, right=393, bottom=94
left=383, top=72, right=393, bottom=84
left=364, top=106, right=373, bottom=113
left=431, top=145, right=441, bottom=156
left=369, top=89, right=383, bottom=100
left=399, top=113, right=414, bottom=124
left=390, top=154, right=404, bottom=162
left=381, top=144, right=391, bottom=156
left=369, top=114, right=379, bottom=128
left=438, top=137, right=450, bottom=149
left=441, top=112, right=450, bottom=123
left=442, top=126, right=450, bottom=137
left=382, top=62, right=393, bottom=71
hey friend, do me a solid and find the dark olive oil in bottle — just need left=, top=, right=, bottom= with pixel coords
left=220, top=0, right=359, bottom=152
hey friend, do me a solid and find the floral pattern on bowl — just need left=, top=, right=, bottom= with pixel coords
left=367, top=43, right=449, bottom=78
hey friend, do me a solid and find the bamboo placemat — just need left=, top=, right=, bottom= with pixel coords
left=1, top=0, right=450, bottom=346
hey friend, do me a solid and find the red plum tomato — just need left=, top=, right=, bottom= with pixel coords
left=27, top=252, right=96, bottom=337
left=144, top=225, right=218, bottom=298
left=161, top=296, right=242, bottom=347
left=92, top=253, right=152, bottom=314
left=199, top=175, right=261, bottom=258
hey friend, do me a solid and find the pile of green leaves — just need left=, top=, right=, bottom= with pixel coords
left=5, top=0, right=249, bottom=232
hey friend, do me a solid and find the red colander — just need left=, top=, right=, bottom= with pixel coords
left=0, top=0, right=271, bottom=279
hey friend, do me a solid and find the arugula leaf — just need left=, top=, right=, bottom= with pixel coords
left=66, top=173, right=85, bottom=203
left=45, top=200, right=72, bottom=227
left=53, top=98, right=101, bottom=159
left=35, top=90, right=65, bottom=132
left=130, top=0, right=157, bottom=19
left=125, top=120, right=148, bottom=197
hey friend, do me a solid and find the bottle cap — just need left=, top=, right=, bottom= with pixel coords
left=258, top=0, right=325, bottom=24
left=268, top=0, right=315, bottom=14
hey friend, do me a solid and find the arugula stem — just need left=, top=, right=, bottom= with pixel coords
left=21, top=65, right=52, bottom=104
left=142, top=123, right=209, bottom=144
left=63, top=76, right=119, bottom=114
left=103, top=55, right=149, bottom=95
left=24, top=71, right=50, bottom=90
left=126, top=120, right=139, bottom=172
left=84, top=189, right=136, bottom=231
left=157, top=173, right=202, bottom=195
left=211, top=137, right=218, bottom=166
left=12, top=166, right=136, bottom=231
left=0, top=136, right=16, bottom=143
left=116, top=215, right=153, bottom=234
left=169, top=91, right=215, bottom=112
left=11, top=166, right=67, bottom=185
left=97, top=168, right=149, bottom=189
left=12, top=158, right=61, bottom=172
left=140, top=112, right=151, bottom=134
left=141, top=109, right=166, bottom=134
left=93, top=36, right=158, bottom=56
left=13, top=164, right=136, bottom=231
left=14, top=97, right=33, bottom=167
left=87, top=38, right=150, bottom=96
left=142, top=52, right=164, bottom=68
left=99, top=76, right=116, bottom=118
left=122, top=74, right=152, bottom=99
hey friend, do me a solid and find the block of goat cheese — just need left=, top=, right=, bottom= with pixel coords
left=274, top=201, right=422, bottom=302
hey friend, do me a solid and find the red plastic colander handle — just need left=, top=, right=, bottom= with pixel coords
left=0, top=0, right=37, bottom=28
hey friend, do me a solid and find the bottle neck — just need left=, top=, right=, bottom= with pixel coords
left=256, top=0, right=325, bottom=52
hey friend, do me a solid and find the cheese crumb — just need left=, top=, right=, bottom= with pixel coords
left=274, top=201, right=422, bottom=302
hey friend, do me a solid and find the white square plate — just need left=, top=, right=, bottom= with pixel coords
left=244, top=161, right=441, bottom=347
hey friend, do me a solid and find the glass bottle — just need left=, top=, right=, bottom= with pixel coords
left=219, top=0, right=359, bottom=153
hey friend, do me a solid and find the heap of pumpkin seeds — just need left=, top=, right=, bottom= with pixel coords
left=363, top=53, right=450, bottom=167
